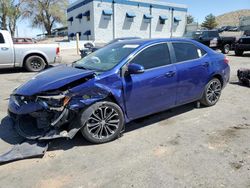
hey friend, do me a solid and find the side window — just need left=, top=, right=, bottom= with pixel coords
left=130, top=43, right=171, bottom=69
left=0, top=33, right=5, bottom=44
left=172, top=42, right=207, bottom=63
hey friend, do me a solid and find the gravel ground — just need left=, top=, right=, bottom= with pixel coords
left=0, top=51, right=250, bottom=188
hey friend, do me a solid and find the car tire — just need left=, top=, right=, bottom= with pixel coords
left=200, top=78, right=222, bottom=107
left=80, top=101, right=124, bottom=144
left=235, top=49, right=244, bottom=56
left=24, top=56, right=46, bottom=72
left=222, top=44, right=230, bottom=54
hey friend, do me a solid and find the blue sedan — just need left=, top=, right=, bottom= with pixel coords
left=8, top=38, right=230, bottom=144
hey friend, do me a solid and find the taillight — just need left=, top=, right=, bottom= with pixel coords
left=56, top=47, right=60, bottom=56
left=224, top=57, right=229, bottom=64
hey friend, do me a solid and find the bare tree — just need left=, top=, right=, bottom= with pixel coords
left=8, top=0, right=24, bottom=36
left=23, top=0, right=68, bottom=36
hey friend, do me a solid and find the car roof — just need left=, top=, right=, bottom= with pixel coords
left=117, top=38, right=199, bottom=46
left=115, top=38, right=215, bottom=54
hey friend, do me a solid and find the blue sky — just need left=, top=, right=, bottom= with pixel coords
left=17, top=0, right=250, bottom=37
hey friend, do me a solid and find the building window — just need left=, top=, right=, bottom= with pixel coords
left=76, top=13, right=83, bottom=23
left=174, top=17, right=182, bottom=25
left=102, top=9, right=113, bottom=20
left=83, top=30, right=91, bottom=40
left=76, top=13, right=83, bottom=19
left=67, top=17, right=74, bottom=25
left=159, top=15, right=167, bottom=25
left=83, top=10, right=90, bottom=21
left=126, top=12, right=136, bottom=22
left=144, top=14, right=153, bottom=23
left=69, top=33, right=75, bottom=38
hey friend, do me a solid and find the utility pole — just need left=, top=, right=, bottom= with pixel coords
left=112, top=0, right=116, bottom=40
left=149, top=5, right=153, bottom=38
left=170, top=8, right=174, bottom=38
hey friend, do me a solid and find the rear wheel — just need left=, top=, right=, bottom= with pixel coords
left=222, top=44, right=230, bottom=54
left=24, top=55, right=46, bottom=72
left=80, top=101, right=124, bottom=144
left=200, top=78, right=222, bottom=107
left=235, top=49, right=244, bottom=56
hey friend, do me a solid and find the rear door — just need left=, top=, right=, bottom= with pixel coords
left=0, top=32, right=14, bottom=67
left=122, top=43, right=177, bottom=120
left=171, top=42, right=210, bottom=105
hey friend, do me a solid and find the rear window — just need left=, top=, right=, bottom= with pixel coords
left=0, top=33, right=5, bottom=44
left=172, top=42, right=207, bottom=63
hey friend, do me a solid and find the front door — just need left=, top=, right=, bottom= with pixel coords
left=122, top=43, right=177, bottom=120
left=0, top=32, right=14, bottom=67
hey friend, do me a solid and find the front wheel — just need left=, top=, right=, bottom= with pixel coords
left=80, top=101, right=124, bottom=144
left=200, top=78, right=222, bottom=107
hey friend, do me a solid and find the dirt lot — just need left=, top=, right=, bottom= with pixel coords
left=0, top=51, right=250, bottom=188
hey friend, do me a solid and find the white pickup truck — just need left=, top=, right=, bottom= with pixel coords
left=0, top=30, right=61, bottom=72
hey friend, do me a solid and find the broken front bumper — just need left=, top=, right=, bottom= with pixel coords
left=8, top=94, right=78, bottom=141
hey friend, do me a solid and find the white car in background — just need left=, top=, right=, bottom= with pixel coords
left=0, top=30, right=61, bottom=72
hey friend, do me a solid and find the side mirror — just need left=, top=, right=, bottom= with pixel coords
left=128, top=63, right=145, bottom=74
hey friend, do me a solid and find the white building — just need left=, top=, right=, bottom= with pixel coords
left=67, top=0, right=187, bottom=43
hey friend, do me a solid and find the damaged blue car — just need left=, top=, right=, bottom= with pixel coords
left=8, top=38, right=230, bottom=144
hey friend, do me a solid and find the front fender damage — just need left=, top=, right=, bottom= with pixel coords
left=0, top=75, right=116, bottom=164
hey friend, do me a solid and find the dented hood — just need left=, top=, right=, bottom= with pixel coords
left=14, top=65, right=95, bottom=96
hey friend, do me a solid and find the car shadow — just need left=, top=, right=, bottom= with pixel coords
left=0, top=68, right=27, bottom=74
left=227, top=53, right=250, bottom=57
left=126, top=102, right=197, bottom=133
left=0, top=65, right=56, bottom=75
left=0, top=102, right=198, bottom=153
left=230, top=81, right=249, bottom=88
left=48, top=102, right=198, bottom=151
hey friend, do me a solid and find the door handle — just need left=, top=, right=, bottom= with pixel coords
left=202, top=62, right=209, bottom=67
left=1, top=47, right=9, bottom=51
left=165, top=71, right=176, bottom=78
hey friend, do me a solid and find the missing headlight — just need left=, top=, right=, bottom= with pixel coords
left=36, top=93, right=71, bottom=111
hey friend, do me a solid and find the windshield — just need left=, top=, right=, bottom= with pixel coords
left=75, top=42, right=140, bottom=71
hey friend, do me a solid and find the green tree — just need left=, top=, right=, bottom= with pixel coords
left=0, top=0, right=24, bottom=36
left=23, top=0, right=68, bottom=36
left=0, top=0, right=8, bottom=30
left=201, top=14, right=218, bottom=30
left=187, top=14, right=194, bottom=24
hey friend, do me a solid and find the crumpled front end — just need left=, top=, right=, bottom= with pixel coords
left=8, top=91, right=76, bottom=140
left=7, top=64, right=125, bottom=142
